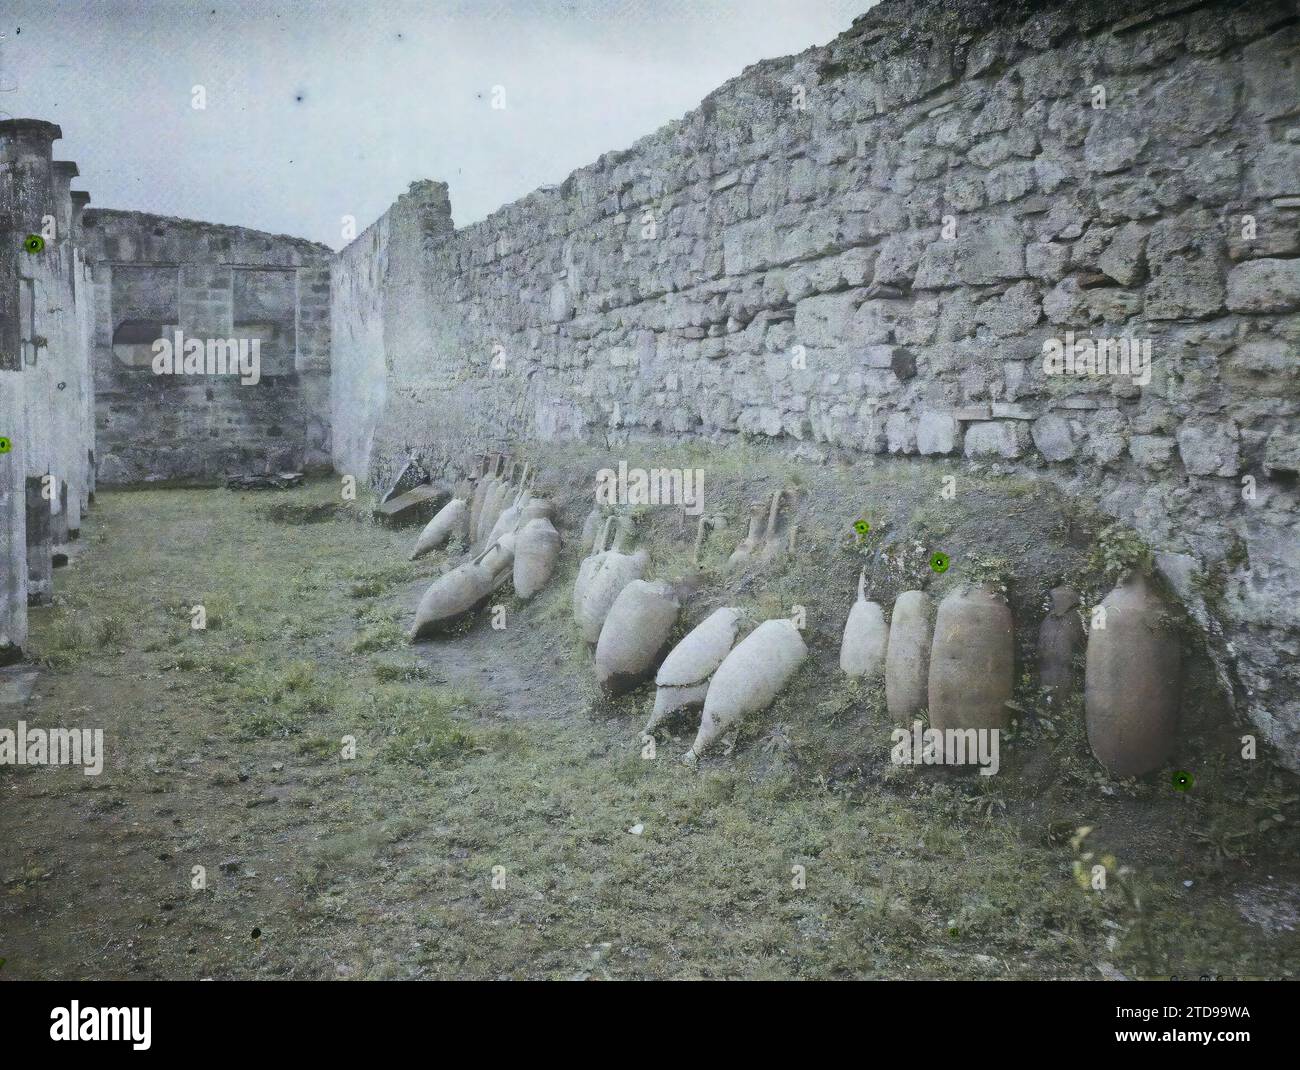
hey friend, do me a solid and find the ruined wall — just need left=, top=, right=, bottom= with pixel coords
left=334, top=0, right=1300, bottom=765
left=0, top=119, right=96, bottom=658
left=332, top=181, right=461, bottom=482
left=2, top=126, right=333, bottom=660
left=80, top=211, right=333, bottom=485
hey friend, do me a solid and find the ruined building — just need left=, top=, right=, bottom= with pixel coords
left=0, top=118, right=331, bottom=662
left=1, top=119, right=95, bottom=660
left=1, top=0, right=1297, bottom=766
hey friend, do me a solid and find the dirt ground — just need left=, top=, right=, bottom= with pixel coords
left=1, top=444, right=1296, bottom=979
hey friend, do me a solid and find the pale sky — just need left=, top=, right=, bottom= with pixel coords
left=3, top=0, right=873, bottom=248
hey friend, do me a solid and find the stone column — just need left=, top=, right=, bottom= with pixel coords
left=52, top=161, right=77, bottom=247
left=0, top=119, right=63, bottom=611
left=70, top=190, right=95, bottom=511
left=48, top=162, right=82, bottom=542
left=69, top=190, right=90, bottom=242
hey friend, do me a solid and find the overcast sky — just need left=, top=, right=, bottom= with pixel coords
left=2, top=0, right=871, bottom=248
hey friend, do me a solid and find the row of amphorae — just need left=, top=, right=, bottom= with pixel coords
left=840, top=570, right=1182, bottom=777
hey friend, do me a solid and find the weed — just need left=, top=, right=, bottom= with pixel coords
left=373, top=687, right=479, bottom=768
left=351, top=621, right=407, bottom=654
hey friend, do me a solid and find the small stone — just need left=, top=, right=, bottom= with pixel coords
left=1084, top=114, right=1147, bottom=173
left=864, top=344, right=916, bottom=380
left=1176, top=419, right=1240, bottom=477
left=1226, top=258, right=1300, bottom=313
left=1031, top=414, right=1075, bottom=462
left=1098, top=221, right=1149, bottom=286
left=916, top=411, right=960, bottom=455
left=1263, top=430, right=1300, bottom=475
left=885, top=412, right=916, bottom=454
left=864, top=344, right=900, bottom=369
left=964, top=420, right=1027, bottom=460
left=991, top=403, right=1035, bottom=420
left=1129, top=435, right=1177, bottom=468
left=1026, top=241, right=1069, bottom=281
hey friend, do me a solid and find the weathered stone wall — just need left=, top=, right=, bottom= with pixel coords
left=80, top=211, right=333, bottom=485
left=0, top=119, right=96, bottom=658
left=332, top=0, right=1300, bottom=767
left=332, top=181, right=462, bottom=483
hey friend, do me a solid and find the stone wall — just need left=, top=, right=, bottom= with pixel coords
left=332, top=181, right=461, bottom=482
left=79, top=210, right=333, bottom=485
left=332, top=0, right=1300, bottom=768
left=0, top=119, right=97, bottom=659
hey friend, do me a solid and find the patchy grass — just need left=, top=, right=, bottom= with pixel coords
left=351, top=620, right=408, bottom=654
left=371, top=686, right=479, bottom=769
left=1, top=460, right=1295, bottom=980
